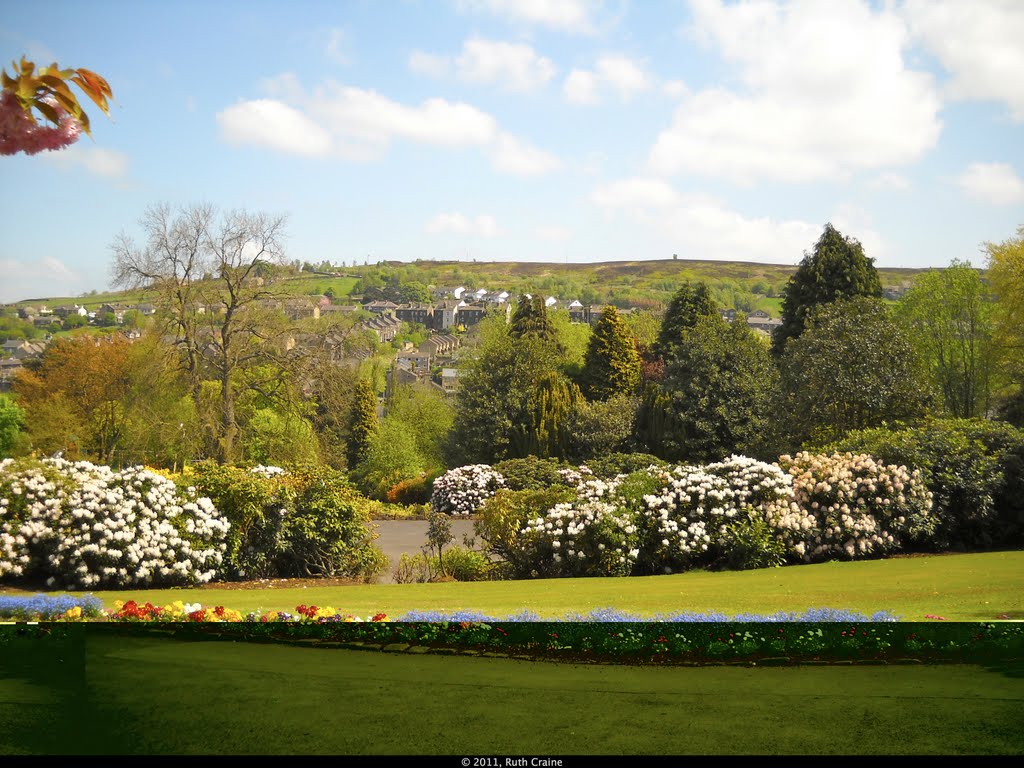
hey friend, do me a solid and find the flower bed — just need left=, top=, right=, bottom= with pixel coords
left=2, top=595, right=1020, bottom=666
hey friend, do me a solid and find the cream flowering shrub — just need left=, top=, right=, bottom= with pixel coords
left=637, top=455, right=795, bottom=573
left=517, top=456, right=794, bottom=577
left=520, top=496, right=640, bottom=578
left=429, top=464, right=506, bottom=516
left=0, top=458, right=229, bottom=589
left=770, top=452, right=934, bottom=563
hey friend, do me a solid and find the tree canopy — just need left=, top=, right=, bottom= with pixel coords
left=773, top=223, right=883, bottom=356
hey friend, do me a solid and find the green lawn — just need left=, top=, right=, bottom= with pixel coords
left=4, top=550, right=1021, bottom=621
left=2, top=633, right=1020, bottom=755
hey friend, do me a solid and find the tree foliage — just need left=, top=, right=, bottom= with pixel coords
left=346, top=377, right=379, bottom=471
left=773, top=223, right=883, bottom=356
left=985, top=225, right=1024, bottom=417
left=579, top=305, right=641, bottom=401
left=778, top=297, right=934, bottom=446
left=110, top=203, right=291, bottom=463
left=638, top=315, right=779, bottom=463
left=895, top=260, right=995, bottom=418
left=651, top=281, right=718, bottom=363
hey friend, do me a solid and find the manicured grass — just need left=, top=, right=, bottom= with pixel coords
left=4, top=550, right=1021, bottom=621
left=3, top=633, right=1020, bottom=755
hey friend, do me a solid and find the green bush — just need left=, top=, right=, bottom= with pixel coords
left=475, top=487, right=577, bottom=578
left=493, top=456, right=569, bottom=491
left=711, top=509, right=787, bottom=571
left=825, top=419, right=1024, bottom=548
left=584, top=451, right=667, bottom=479
left=391, top=545, right=492, bottom=583
left=181, top=461, right=286, bottom=580
left=276, top=465, right=388, bottom=581
left=183, top=462, right=387, bottom=582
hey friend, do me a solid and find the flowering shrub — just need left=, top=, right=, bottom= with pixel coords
left=637, top=456, right=795, bottom=574
left=0, top=458, right=229, bottom=589
left=769, top=452, right=934, bottom=563
left=429, top=464, right=506, bottom=516
left=520, top=499, right=641, bottom=578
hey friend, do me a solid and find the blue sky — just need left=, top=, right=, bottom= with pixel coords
left=1, top=0, right=1022, bottom=303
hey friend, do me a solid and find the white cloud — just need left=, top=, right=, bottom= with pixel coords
left=903, top=0, right=1024, bottom=121
left=591, top=178, right=681, bottom=208
left=651, top=0, right=941, bottom=184
left=0, top=257, right=80, bottom=303
left=219, top=79, right=561, bottom=175
left=564, top=69, right=599, bottom=104
left=325, top=27, right=349, bottom=65
left=412, top=38, right=556, bottom=91
left=563, top=54, right=652, bottom=104
left=591, top=176, right=828, bottom=263
left=409, top=50, right=450, bottom=78
left=957, top=162, right=1024, bottom=205
left=217, top=99, right=333, bottom=156
left=866, top=172, right=911, bottom=190
left=456, top=38, right=556, bottom=91
left=595, top=54, right=651, bottom=98
left=459, top=0, right=594, bottom=33
left=491, top=133, right=562, bottom=175
left=426, top=212, right=501, bottom=237
left=46, top=146, right=130, bottom=178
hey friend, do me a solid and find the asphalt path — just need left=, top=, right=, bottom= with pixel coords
left=371, top=518, right=479, bottom=583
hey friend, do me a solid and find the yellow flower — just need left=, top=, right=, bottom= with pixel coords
left=113, top=600, right=124, bottom=610
left=65, top=606, right=82, bottom=619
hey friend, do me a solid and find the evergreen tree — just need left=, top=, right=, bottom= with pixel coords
left=652, top=281, right=718, bottom=363
left=637, top=315, right=779, bottom=463
left=512, top=370, right=581, bottom=459
left=772, top=223, right=883, bottom=356
left=346, top=377, right=379, bottom=471
left=778, top=297, right=934, bottom=445
left=580, top=305, right=642, bottom=401
left=510, top=294, right=562, bottom=350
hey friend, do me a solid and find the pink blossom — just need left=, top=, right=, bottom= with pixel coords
left=0, top=90, right=82, bottom=156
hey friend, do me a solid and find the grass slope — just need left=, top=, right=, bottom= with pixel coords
left=4, top=550, right=1021, bottom=621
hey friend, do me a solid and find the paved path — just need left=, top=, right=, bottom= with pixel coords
left=370, top=518, right=479, bottom=583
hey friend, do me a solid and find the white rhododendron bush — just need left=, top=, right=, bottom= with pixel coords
left=0, top=458, right=229, bottom=589
left=474, top=453, right=936, bottom=577
left=429, top=464, right=506, bottom=516
left=769, top=452, right=934, bottom=563
left=520, top=455, right=795, bottom=577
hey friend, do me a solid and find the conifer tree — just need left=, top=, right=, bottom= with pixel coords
left=510, top=294, right=563, bottom=351
left=346, top=377, right=379, bottom=471
left=772, top=223, right=883, bottom=356
left=652, top=281, right=718, bottom=363
left=580, top=305, right=642, bottom=401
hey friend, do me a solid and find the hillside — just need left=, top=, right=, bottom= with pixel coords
left=3, top=257, right=933, bottom=314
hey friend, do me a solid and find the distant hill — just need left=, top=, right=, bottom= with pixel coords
left=4, top=258, right=935, bottom=315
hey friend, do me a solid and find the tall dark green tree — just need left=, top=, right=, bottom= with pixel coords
left=651, top=281, right=718, bottom=363
left=778, top=297, right=934, bottom=446
left=510, top=294, right=562, bottom=350
left=580, top=305, right=642, bottom=401
left=346, top=377, right=379, bottom=471
left=772, top=223, right=883, bottom=356
left=637, top=314, right=780, bottom=463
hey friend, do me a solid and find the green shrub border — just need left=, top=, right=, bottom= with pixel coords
left=9, top=620, right=1019, bottom=667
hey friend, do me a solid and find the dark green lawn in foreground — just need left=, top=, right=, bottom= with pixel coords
left=2, top=634, right=1021, bottom=756
left=4, top=550, right=1021, bottom=621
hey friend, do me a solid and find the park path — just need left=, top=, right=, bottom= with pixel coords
left=371, top=518, right=478, bottom=583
